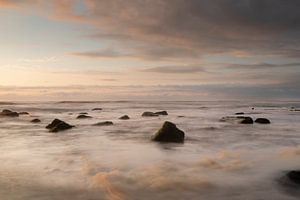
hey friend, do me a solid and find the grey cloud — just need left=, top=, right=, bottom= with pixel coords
left=227, top=62, right=300, bottom=69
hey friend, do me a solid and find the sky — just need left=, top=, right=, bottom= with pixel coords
left=0, top=0, right=299, bottom=101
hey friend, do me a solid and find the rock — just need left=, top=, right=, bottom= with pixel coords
left=286, top=170, right=300, bottom=185
left=152, top=121, right=185, bottom=143
left=239, top=116, right=254, bottom=124
left=46, top=119, right=74, bottom=132
left=119, top=115, right=130, bottom=120
left=19, top=112, right=29, bottom=115
left=77, top=114, right=92, bottom=119
left=0, top=109, right=19, bottom=117
left=79, top=112, right=88, bottom=115
left=154, top=111, right=168, bottom=115
left=235, top=112, right=244, bottom=115
left=92, top=108, right=102, bottom=111
left=255, top=118, right=271, bottom=124
left=178, top=115, right=185, bottom=118
left=93, top=121, right=113, bottom=126
left=142, top=112, right=159, bottom=117
left=31, top=118, right=41, bottom=123
left=220, top=116, right=253, bottom=124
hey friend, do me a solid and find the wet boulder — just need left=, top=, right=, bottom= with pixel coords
left=0, top=109, right=19, bottom=117
left=119, top=115, right=130, bottom=120
left=46, top=119, right=74, bottom=132
left=154, top=111, right=168, bottom=116
left=93, top=121, right=113, bottom=126
left=77, top=114, right=92, bottom=119
left=152, top=121, right=185, bottom=143
left=142, top=112, right=159, bottom=117
left=255, top=118, right=271, bottom=124
left=31, top=118, right=41, bottom=123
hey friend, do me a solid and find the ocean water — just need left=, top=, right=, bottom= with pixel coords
left=0, top=101, right=299, bottom=200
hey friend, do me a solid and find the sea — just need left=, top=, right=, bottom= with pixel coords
left=0, top=101, right=299, bottom=200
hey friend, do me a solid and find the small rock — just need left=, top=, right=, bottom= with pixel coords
left=255, top=118, right=271, bottom=124
left=286, top=170, right=300, bottom=185
left=0, top=109, right=19, bottom=117
left=154, top=111, right=168, bottom=115
left=239, top=116, right=254, bottom=124
left=92, top=108, right=102, bottom=111
left=235, top=112, right=244, bottom=115
left=93, top=121, right=113, bottom=126
left=79, top=112, right=88, bottom=115
left=31, top=118, right=41, bottom=123
left=119, top=115, right=130, bottom=120
left=142, top=112, right=159, bottom=117
left=152, top=121, right=185, bottom=143
left=77, top=114, right=92, bottom=119
left=46, top=119, right=74, bottom=132
left=19, top=112, right=29, bottom=115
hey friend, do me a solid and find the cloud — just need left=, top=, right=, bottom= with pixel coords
left=3, top=0, right=300, bottom=59
left=226, top=62, right=300, bottom=69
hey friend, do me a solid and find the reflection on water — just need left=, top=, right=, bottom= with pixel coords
left=0, top=101, right=300, bottom=200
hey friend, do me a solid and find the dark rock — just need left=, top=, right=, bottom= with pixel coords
left=92, top=108, right=102, bottom=111
left=19, top=112, right=29, bottom=115
left=119, top=115, right=130, bottom=120
left=152, top=121, right=185, bottom=143
left=255, top=118, right=271, bottom=124
left=79, top=112, right=88, bottom=115
left=235, top=112, right=244, bottom=115
left=220, top=116, right=253, bottom=124
left=154, top=111, right=168, bottom=115
left=31, top=118, right=41, bottom=123
left=0, top=109, right=19, bottom=117
left=46, top=119, right=74, bottom=132
left=93, top=121, right=113, bottom=126
left=142, top=112, right=159, bottom=117
left=77, top=114, right=92, bottom=119
left=239, top=116, right=254, bottom=124
left=178, top=115, right=185, bottom=118
left=286, top=170, right=300, bottom=185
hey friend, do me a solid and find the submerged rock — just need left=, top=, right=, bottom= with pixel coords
left=93, top=121, right=113, bottom=126
left=77, top=114, right=92, bottom=119
left=31, top=118, right=41, bottom=123
left=152, top=121, right=185, bottom=143
left=0, top=109, right=19, bottom=117
left=92, top=108, right=102, bottom=111
left=119, top=115, right=130, bottom=120
left=142, top=112, right=159, bottom=117
left=46, top=119, right=74, bottom=132
left=235, top=112, right=245, bottom=115
left=286, top=170, right=300, bottom=185
left=19, top=112, right=29, bottom=115
left=154, top=111, right=168, bottom=115
left=255, top=118, right=271, bottom=124
left=220, top=116, right=253, bottom=124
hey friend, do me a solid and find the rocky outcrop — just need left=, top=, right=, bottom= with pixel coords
left=286, top=170, right=300, bottom=185
left=77, top=114, right=92, bottom=119
left=119, top=115, right=130, bottom=120
left=93, top=121, right=113, bottom=126
left=0, top=109, right=19, bottom=117
left=46, top=119, right=74, bottom=132
left=255, top=118, right=271, bottom=124
left=152, top=121, right=185, bottom=143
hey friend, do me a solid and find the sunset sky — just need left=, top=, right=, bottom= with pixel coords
left=0, top=0, right=299, bottom=100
